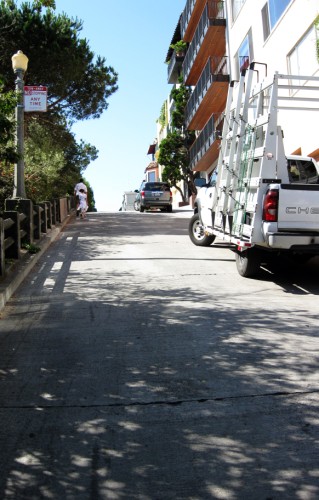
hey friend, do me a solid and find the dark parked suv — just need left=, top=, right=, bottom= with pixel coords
left=135, top=182, right=172, bottom=212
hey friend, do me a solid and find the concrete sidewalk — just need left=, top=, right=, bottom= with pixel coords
left=0, top=213, right=74, bottom=312
left=0, top=207, right=194, bottom=312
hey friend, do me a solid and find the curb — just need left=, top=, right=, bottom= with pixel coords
left=0, top=214, right=74, bottom=313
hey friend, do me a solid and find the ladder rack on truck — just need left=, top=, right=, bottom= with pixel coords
left=192, top=63, right=319, bottom=276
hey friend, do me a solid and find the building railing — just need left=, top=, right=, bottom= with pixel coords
left=0, top=196, right=75, bottom=277
left=186, top=56, right=228, bottom=128
left=182, top=1, right=226, bottom=83
left=189, top=113, right=224, bottom=170
left=167, top=50, right=185, bottom=83
left=181, top=0, right=197, bottom=39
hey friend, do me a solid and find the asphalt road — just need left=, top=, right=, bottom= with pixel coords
left=0, top=210, right=319, bottom=499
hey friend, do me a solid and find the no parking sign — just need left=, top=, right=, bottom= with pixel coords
left=24, top=86, right=47, bottom=112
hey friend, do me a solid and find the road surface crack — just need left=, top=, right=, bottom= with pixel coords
left=1, top=387, right=319, bottom=410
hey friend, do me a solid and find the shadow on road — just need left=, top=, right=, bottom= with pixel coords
left=0, top=212, right=318, bottom=498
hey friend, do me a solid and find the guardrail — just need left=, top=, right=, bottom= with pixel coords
left=0, top=196, right=75, bottom=277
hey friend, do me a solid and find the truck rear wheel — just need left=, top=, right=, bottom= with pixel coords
left=235, top=249, right=261, bottom=277
left=188, top=213, right=215, bottom=247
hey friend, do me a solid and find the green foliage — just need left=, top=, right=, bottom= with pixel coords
left=24, top=119, right=98, bottom=202
left=5, top=0, right=56, bottom=7
left=315, top=16, right=319, bottom=62
left=0, top=0, right=117, bottom=209
left=84, top=180, right=96, bottom=212
left=0, top=80, right=18, bottom=164
left=34, top=0, right=56, bottom=8
left=0, top=79, right=17, bottom=210
left=158, top=132, right=189, bottom=184
left=157, top=84, right=196, bottom=199
left=158, top=102, right=167, bottom=128
left=170, top=84, right=191, bottom=130
left=170, top=40, right=187, bottom=53
left=0, top=163, right=14, bottom=212
left=22, top=242, right=41, bottom=253
left=0, top=1, right=118, bottom=122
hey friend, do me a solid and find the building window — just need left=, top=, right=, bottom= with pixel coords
left=288, top=26, right=319, bottom=81
left=239, top=36, right=250, bottom=71
left=231, top=0, right=247, bottom=22
left=147, top=171, right=156, bottom=182
left=262, top=0, right=292, bottom=40
left=236, top=30, right=253, bottom=77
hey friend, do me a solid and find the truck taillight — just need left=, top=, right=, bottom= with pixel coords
left=141, top=190, right=145, bottom=198
left=263, top=189, right=279, bottom=222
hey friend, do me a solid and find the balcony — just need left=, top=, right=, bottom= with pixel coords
left=167, top=51, right=185, bottom=84
left=185, top=56, right=229, bottom=131
left=182, top=1, right=226, bottom=86
left=189, top=114, right=223, bottom=171
left=181, top=0, right=206, bottom=42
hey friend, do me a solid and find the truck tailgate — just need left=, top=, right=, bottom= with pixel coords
left=278, top=184, right=319, bottom=231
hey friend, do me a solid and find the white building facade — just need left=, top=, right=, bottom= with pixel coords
left=226, top=0, right=319, bottom=158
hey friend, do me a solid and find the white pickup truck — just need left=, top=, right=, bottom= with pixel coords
left=188, top=68, right=319, bottom=277
left=189, top=154, right=319, bottom=275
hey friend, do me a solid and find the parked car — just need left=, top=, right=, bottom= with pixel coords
left=135, top=182, right=173, bottom=212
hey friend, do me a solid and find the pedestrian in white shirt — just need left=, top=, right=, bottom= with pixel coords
left=74, top=178, right=87, bottom=196
left=78, top=189, right=88, bottom=219
left=74, top=178, right=88, bottom=216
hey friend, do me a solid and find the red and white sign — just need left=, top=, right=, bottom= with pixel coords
left=24, top=86, right=47, bottom=112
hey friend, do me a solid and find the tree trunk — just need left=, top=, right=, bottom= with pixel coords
left=174, top=184, right=186, bottom=203
left=188, top=177, right=197, bottom=197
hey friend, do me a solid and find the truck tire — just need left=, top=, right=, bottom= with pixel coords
left=139, top=205, right=145, bottom=213
left=235, top=249, right=261, bottom=277
left=188, top=213, right=215, bottom=247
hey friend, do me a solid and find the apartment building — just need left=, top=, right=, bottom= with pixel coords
left=227, top=0, right=319, bottom=158
left=154, top=91, right=190, bottom=204
left=145, top=101, right=172, bottom=183
left=167, top=0, right=319, bottom=179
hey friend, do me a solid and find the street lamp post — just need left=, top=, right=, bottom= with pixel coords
left=12, top=50, right=28, bottom=198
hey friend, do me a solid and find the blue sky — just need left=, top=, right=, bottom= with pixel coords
left=53, top=0, right=186, bottom=211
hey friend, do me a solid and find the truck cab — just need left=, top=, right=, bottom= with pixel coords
left=286, top=156, right=319, bottom=184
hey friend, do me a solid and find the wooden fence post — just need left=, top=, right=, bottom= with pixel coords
left=33, top=205, right=42, bottom=240
left=0, top=218, right=5, bottom=276
left=4, top=211, right=20, bottom=259
left=5, top=199, right=34, bottom=245
left=38, top=202, right=48, bottom=233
